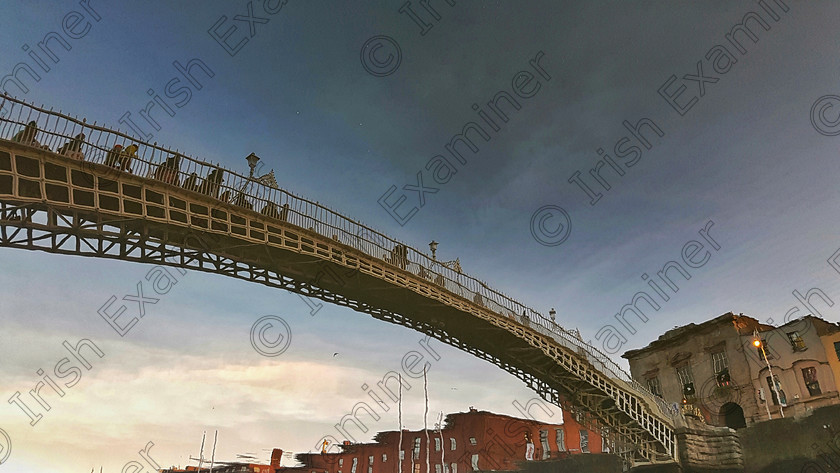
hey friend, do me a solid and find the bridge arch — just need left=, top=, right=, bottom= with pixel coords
left=0, top=95, right=685, bottom=465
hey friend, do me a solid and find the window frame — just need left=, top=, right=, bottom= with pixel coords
left=757, top=338, right=775, bottom=361
left=675, top=363, right=696, bottom=399
left=711, top=349, right=731, bottom=387
left=579, top=429, right=589, bottom=453
left=803, top=366, right=822, bottom=396
left=539, top=430, right=549, bottom=459
left=787, top=331, right=807, bottom=351
left=555, top=428, right=566, bottom=452
left=765, top=375, right=786, bottom=406
left=646, top=376, right=663, bottom=397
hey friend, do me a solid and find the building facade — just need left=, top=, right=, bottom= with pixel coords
left=295, top=408, right=601, bottom=473
left=622, top=312, right=768, bottom=429
left=622, top=312, right=840, bottom=430
left=740, top=315, right=840, bottom=420
left=820, top=329, right=840, bottom=390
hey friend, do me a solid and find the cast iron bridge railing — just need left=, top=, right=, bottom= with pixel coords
left=0, top=94, right=682, bottom=463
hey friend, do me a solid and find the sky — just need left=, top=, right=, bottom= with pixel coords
left=2, top=0, right=840, bottom=471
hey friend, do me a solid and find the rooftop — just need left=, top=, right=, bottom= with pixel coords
left=621, top=312, right=771, bottom=359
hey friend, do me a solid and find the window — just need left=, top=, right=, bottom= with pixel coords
left=787, top=331, right=807, bottom=351
left=555, top=428, right=566, bottom=451
left=471, top=454, right=479, bottom=471
left=351, top=458, right=357, bottom=473
left=469, top=437, right=477, bottom=445
left=765, top=375, right=787, bottom=406
left=382, top=454, right=387, bottom=462
left=675, top=364, right=696, bottom=399
left=757, top=339, right=774, bottom=360
left=834, top=341, right=840, bottom=361
left=399, top=451, right=405, bottom=461
left=414, top=438, right=421, bottom=460
left=646, top=376, right=663, bottom=397
left=435, top=465, right=442, bottom=473
left=450, top=438, right=456, bottom=450
left=711, top=350, right=730, bottom=387
left=435, top=437, right=441, bottom=451
left=803, top=367, right=822, bottom=396
left=368, top=455, right=374, bottom=473
left=414, top=465, right=420, bottom=473
left=580, top=430, right=589, bottom=453
left=539, top=430, right=549, bottom=459
left=339, top=459, right=344, bottom=467
left=450, top=464, right=457, bottom=473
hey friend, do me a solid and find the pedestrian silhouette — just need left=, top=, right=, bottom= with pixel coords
left=154, top=154, right=181, bottom=186
left=11, top=121, right=38, bottom=145
left=58, top=133, right=86, bottom=160
left=199, top=168, right=224, bottom=198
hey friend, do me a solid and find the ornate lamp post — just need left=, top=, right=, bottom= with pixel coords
left=246, top=152, right=260, bottom=178
left=429, top=240, right=438, bottom=260
left=753, top=331, right=784, bottom=419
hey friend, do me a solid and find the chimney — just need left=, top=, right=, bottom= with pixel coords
left=271, top=449, right=284, bottom=470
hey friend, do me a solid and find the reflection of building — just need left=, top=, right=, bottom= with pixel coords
left=295, top=408, right=601, bottom=473
left=740, top=315, right=840, bottom=419
left=820, top=328, right=840, bottom=390
left=623, top=313, right=767, bottom=429
left=622, top=312, right=840, bottom=430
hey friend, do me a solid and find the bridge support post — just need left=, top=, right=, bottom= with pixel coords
left=674, top=417, right=744, bottom=472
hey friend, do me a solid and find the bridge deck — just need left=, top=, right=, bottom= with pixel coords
left=0, top=94, right=682, bottom=464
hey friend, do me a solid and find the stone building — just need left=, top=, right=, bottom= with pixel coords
left=622, top=312, right=840, bottom=430
left=740, top=315, right=840, bottom=420
left=622, top=312, right=769, bottom=430
left=820, top=327, right=840, bottom=395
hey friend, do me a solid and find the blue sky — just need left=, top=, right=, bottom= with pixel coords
left=2, top=0, right=840, bottom=471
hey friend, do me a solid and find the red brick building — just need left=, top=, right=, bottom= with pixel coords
left=296, top=408, right=601, bottom=473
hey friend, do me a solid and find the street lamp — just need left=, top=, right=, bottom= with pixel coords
left=429, top=240, right=438, bottom=260
left=246, top=152, right=260, bottom=178
left=753, top=332, right=784, bottom=419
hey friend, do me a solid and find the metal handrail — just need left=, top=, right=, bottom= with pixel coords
left=0, top=94, right=675, bottom=422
